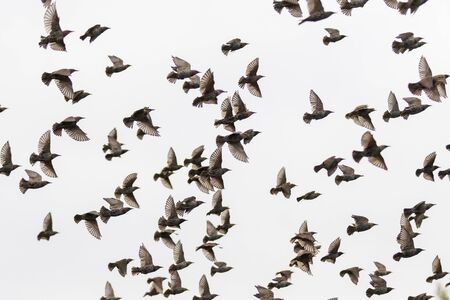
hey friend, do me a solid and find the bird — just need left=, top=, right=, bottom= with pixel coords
left=203, top=220, right=224, bottom=243
left=221, top=38, right=249, bottom=55
left=100, top=281, right=120, bottom=300
left=105, top=55, right=131, bottom=77
left=416, top=152, right=439, bottom=181
left=80, top=24, right=109, bottom=43
left=347, top=215, right=377, bottom=235
left=340, top=267, right=363, bottom=285
left=382, top=91, right=402, bottom=122
left=407, top=293, right=433, bottom=300
left=39, top=3, right=73, bottom=51
left=29, top=130, right=60, bottom=178
left=211, top=261, right=233, bottom=276
left=114, top=173, right=140, bottom=208
left=403, top=201, right=435, bottom=218
left=400, top=97, right=431, bottom=119
left=336, top=0, right=369, bottom=16
left=297, top=191, right=321, bottom=202
left=303, top=90, right=333, bottom=123
left=314, top=156, right=344, bottom=176
left=0, top=141, right=20, bottom=176
left=216, top=132, right=250, bottom=163
left=216, top=209, right=235, bottom=234
left=214, top=92, right=256, bottom=132
left=145, top=277, right=167, bottom=297
left=426, top=255, right=448, bottom=283
left=366, top=274, right=394, bottom=297
left=99, top=197, right=133, bottom=223
left=131, top=243, right=162, bottom=275
left=52, top=116, right=89, bottom=141
left=167, top=56, right=200, bottom=83
left=103, top=128, right=128, bottom=160
left=193, top=69, right=226, bottom=107
left=323, top=28, right=346, bottom=45
left=438, top=168, right=450, bottom=180
left=254, top=285, right=282, bottom=300
left=73, top=211, right=102, bottom=239
left=352, top=131, right=389, bottom=170
left=392, top=32, right=426, bottom=54
left=207, top=190, right=229, bottom=216
left=108, top=258, right=133, bottom=277
left=196, top=242, right=220, bottom=262
left=65, top=90, right=91, bottom=104
left=41, top=69, right=77, bottom=99
left=270, top=167, right=296, bottom=199
left=321, top=237, right=343, bottom=263
left=393, top=226, right=424, bottom=261
left=373, top=262, right=391, bottom=277
left=198, top=147, right=230, bottom=190
left=397, top=213, right=420, bottom=244
left=273, top=0, right=302, bottom=17
left=184, top=145, right=207, bottom=168
left=37, top=212, right=58, bottom=241
left=169, top=241, right=193, bottom=272
left=384, top=0, right=429, bottom=15
left=408, top=56, right=448, bottom=102
left=123, top=107, right=160, bottom=138
left=299, top=0, right=335, bottom=25
left=158, top=196, right=187, bottom=229
left=19, top=169, right=51, bottom=194
left=335, top=165, right=363, bottom=185
left=175, top=196, right=204, bottom=216
left=446, top=144, right=450, bottom=151
left=193, top=274, right=218, bottom=300
left=268, top=270, right=293, bottom=289
left=239, top=58, right=264, bottom=97
left=163, top=271, right=188, bottom=297
left=345, top=105, right=376, bottom=130
left=290, top=221, right=320, bottom=254
left=154, top=228, right=177, bottom=249
left=154, top=147, right=183, bottom=189
left=183, top=75, right=200, bottom=93
left=289, top=248, right=316, bottom=275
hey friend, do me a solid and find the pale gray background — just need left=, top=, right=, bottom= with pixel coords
left=1, top=0, right=450, bottom=299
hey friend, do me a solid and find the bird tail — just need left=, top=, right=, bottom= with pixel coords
left=408, top=83, right=422, bottom=96
left=107, top=263, right=116, bottom=271
left=403, top=208, right=413, bottom=218
left=99, top=206, right=111, bottom=224
left=123, top=117, right=134, bottom=128
left=426, top=276, right=433, bottom=283
left=323, top=37, right=330, bottom=46
left=52, top=123, right=62, bottom=136
left=335, top=175, right=343, bottom=185
left=153, top=231, right=161, bottom=241
left=391, top=41, right=403, bottom=54
left=74, top=214, right=83, bottom=224
left=273, top=2, right=283, bottom=14
left=41, top=72, right=52, bottom=85
left=153, top=173, right=160, bottom=181
left=166, top=72, right=177, bottom=83
left=382, top=111, right=391, bottom=122
left=415, top=169, right=423, bottom=177
left=267, top=282, right=275, bottom=289
left=102, top=144, right=109, bottom=153
left=303, top=113, right=312, bottom=124
left=352, top=151, right=364, bottom=163
left=401, top=111, right=410, bottom=120
left=182, top=81, right=190, bottom=93
left=296, top=196, right=304, bottom=202
left=163, top=290, right=171, bottom=298
left=341, top=8, right=351, bottom=15
left=39, top=36, right=48, bottom=49
left=105, top=154, right=113, bottom=161
left=183, top=159, right=191, bottom=167
left=366, top=288, right=374, bottom=298
left=29, top=153, right=39, bottom=165
left=438, top=171, right=447, bottom=180
left=216, top=135, right=226, bottom=148
left=214, top=119, right=222, bottom=127
left=270, top=188, right=278, bottom=195
left=211, top=267, right=217, bottom=277
left=393, top=252, right=402, bottom=261
left=19, top=179, right=28, bottom=194
left=313, top=164, right=323, bottom=173
left=346, top=225, right=356, bottom=235
left=80, top=34, right=87, bottom=41
left=238, top=76, right=246, bottom=88
left=131, top=267, right=140, bottom=275
left=221, top=45, right=230, bottom=56
left=136, top=129, right=145, bottom=140
left=397, top=2, right=408, bottom=15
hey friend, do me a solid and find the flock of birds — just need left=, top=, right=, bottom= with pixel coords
left=1, top=0, right=449, bottom=299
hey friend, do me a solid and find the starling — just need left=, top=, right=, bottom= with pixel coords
left=29, top=130, right=60, bottom=178
left=114, top=173, right=140, bottom=208
left=400, top=97, right=431, bottom=119
left=323, top=28, right=346, bottom=45
left=335, top=165, right=363, bottom=185
left=123, top=107, right=160, bottom=138
left=268, top=270, right=293, bottom=289
left=154, top=147, right=183, bottom=189
left=154, top=228, right=176, bottom=249
left=336, top=0, right=369, bottom=16
left=221, top=38, right=249, bottom=55
left=254, top=285, right=282, bottom=300
left=426, top=255, right=448, bottom=283
left=196, top=242, right=220, bottom=262
left=207, top=190, right=229, bottom=216
left=39, top=4, right=73, bottom=51
left=392, top=32, right=426, bottom=54
left=273, top=0, right=302, bottom=17
left=211, top=261, right=233, bottom=276
left=105, top=55, right=131, bottom=77
left=373, top=262, right=391, bottom=277
left=366, top=274, right=394, bottom=297
left=267, top=280, right=292, bottom=290
left=239, top=58, right=264, bottom=97
left=65, top=90, right=91, bottom=104
left=216, top=132, right=249, bottom=162
left=339, top=267, right=363, bottom=285
left=408, top=56, right=448, bottom=102
left=183, top=75, right=200, bottom=93
left=397, top=213, right=420, bottom=244
left=99, top=197, right=133, bottom=223
left=103, top=128, right=128, bottom=160
left=188, top=175, right=213, bottom=194
left=347, top=215, right=377, bottom=235
left=352, top=131, right=389, bottom=170
left=52, top=116, right=89, bottom=141
left=382, top=92, right=401, bottom=122
left=438, top=168, right=450, bottom=180
left=241, top=129, right=261, bottom=144
left=184, top=145, right=207, bottom=168
left=203, top=220, right=224, bottom=243
left=175, top=196, right=204, bottom=216
left=214, top=92, right=255, bottom=132
left=108, top=258, right=133, bottom=277
left=393, top=226, right=424, bottom=261
left=416, top=151, right=439, bottom=181
left=193, top=69, right=226, bottom=107
left=403, top=201, right=435, bottom=218
left=321, top=237, right=343, bottom=263
left=216, top=209, right=235, bottom=234
left=202, top=147, right=230, bottom=189
left=145, top=277, right=167, bottom=297
left=193, top=274, right=218, bottom=300
left=169, top=241, right=193, bottom=272
left=158, top=196, right=187, bottom=229
left=80, top=24, right=109, bottom=43
left=384, top=0, right=429, bottom=15
left=290, top=221, right=320, bottom=254
left=289, top=249, right=315, bottom=275
left=299, top=0, right=335, bottom=25
left=303, top=90, right=333, bottom=123
left=270, top=167, right=296, bottom=199
left=408, top=294, right=433, bottom=300
left=74, top=211, right=101, bottom=239
left=37, top=212, right=58, bottom=241
left=100, top=281, right=120, bottom=300
left=41, top=69, right=77, bottom=99
left=297, top=191, right=321, bottom=202
left=163, top=271, right=188, bottom=297
left=0, top=105, right=7, bottom=113
left=0, top=141, right=20, bottom=176
left=19, top=169, right=51, bottom=194
left=314, top=156, right=344, bottom=176
left=131, top=244, right=162, bottom=275
left=345, top=105, right=376, bottom=130
left=167, top=56, right=200, bottom=83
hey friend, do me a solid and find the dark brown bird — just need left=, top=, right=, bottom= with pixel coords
left=416, top=152, right=439, bottom=181
left=183, top=75, right=200, bottom=93
left=211, top=261, right=233, bottom=276
left=108, top=258, right=133, bottom=277
left=426, top=255, right=448, bottom=283
left=384, top=0, right=429, bottom=15
left=239, top=58, right=264, bottom=98
left=80, top=24, right=109, bottom=43
left=41, top=68, right=77, bottom=99
left=39, top=3, right=73, bottom=51
left=216, top=132, right=250, bottom=163
left=207, top=190, right=229, bottom=216
left=336, top=0, right=369, bottom=16
left=52, top=116, right=89, bottom=141
left=366, top=274, right=394, bottom=297
left=303, top=90, right=333, bottom=123
left=193, top=69, right=226, bottom=107
left=193, top=274, right=218, bottom=300
left=270, top=167, right=296, bottom=199
left=196, top=243, right=220, bottom=262
left=273, top=0, right=302, bottom=17
left=131, top=243, right=162, bottom=275
left=438, top=168, right=450, bottom=180
left=214, top=92, right=255, bottom=132
left=299, top=0, right=335, bottom=25
left=352, top=131, right=389, bottom=170
left=184, top=145, right=207, bottom=168
left=216, top=209, right=235, bottom=234
left=105, top=55, right=131, bottom=77
left=323, top=28, right=346, bottom=45
left=0, top=141, right=20, bottom=176
left=65, top=90, right=91, bottom=104
left=221, top=38, right=249, bottom=55
left=123, top=107, right=160, bottom=138
left=29, top=130, right=60, bottom=178
left=19, top=169, right=51, bottom=194
left=158, top=196, right=187, bottom=229
left=335, top=165, right=363, bottom=185
left=346, top=105, right=376, bottom=130
left=393, top=226, right=424, bottom=261
left=154, top=228, right=176, bottom=249
left=254, top=285, right=282, bottom=300
left=373, top=262, right=391, bottom=277
left=169, top=241, right=193, bottom=272
left=154, top=147, right=183, bottom=189
left=297, top=191, right=321, bottom=202
left=392, top=32, right=426, bottom=54
left=145, top=277, right=167, bottom=297
left=99, top=198, right=133, bottom=224
left=114, top=173, right=140, bottom=208
left=268, top=270, right=293, bottom=290
left=73, top=211, right=101, bottom=240
left=400, top=97, right=431, bottom=119
left=408, top=293, right=433, bottom=300
left=167, top=56, right=200, bottom=83
left=175, top=196, right=204, bottom=216
left=289, top=249, right=315, bottom=275
left=163, top=271, right=188, bottom=297
left=321, top=237, right=343, bottom=263
left=340, top=267, right=363, bottom=285
left=37, top=212, right=58, bottom=241
left=408, top=56, right=448, bottom=102
left=314, top=156, right=344, bottom=176
left=382, top=91, right=401, bottom=122
left=347, top=215, right=377, bottom=235
left=103, top=128, right=128, bottom=160
left=203, top=220, right=224, bottom=243
left=403, top=201, right=435, bottom=219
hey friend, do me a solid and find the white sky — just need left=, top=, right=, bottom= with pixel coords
left=1, top=0, right=450, bottom=299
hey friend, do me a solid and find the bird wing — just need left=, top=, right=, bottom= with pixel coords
left=173, top=241, right=185, bottom=264
left=227, top=38, right=241, bottom=44
left=419, top=56, right=432, bottom=79
left=172, top=56, right=191, bottom=72
left=43, top=212, right=53, bottom=231
left=309, top=89, right=324, bottom=113
left=105, top=281, right=115, bottom=298
left=231, top=91, right=248, bottom=114
left=247, top=82, right=262, bottom=98
left=339, top=165, right=355, bottom=175
left=1, top=141, right=12, bottom=165
left=64, top=125, right=89, bottom=142
left=255, top=286, right=274, bottom=298
left=221, top=209, right=231, bottom=225
left=307, top=0, right=325, bottom=14
left=403, top=97, right=422, bottom=107
left=432, top=255, right=442, bottom=274
left=200, top=69, right=215, bottom=94
left=352, top=215, right=369, bottom=225
left=368, top=155, right=388, bottom=170
left=328, top=237, right=341, bottom=254
left=44, top=3, right=61, bottom=34
left=190, top=74, right=200, bottom=84
left=396, top=32, right=414, bottom=41
left=107, top=128, right=121, bottom=149
left=38, top=130, right=51, bottom=154
left=325, top=28, right=340, bottom=38
left=139, top=243, right=153, bottom=266
left=109, top=55, right=124, bottom=67
left=211, top=190, right=223, bottom=209
left=26, top=169, right=42, bottom=183
left=384, top=0, right=398, bottom=9
left=355, top=115, right=375, bottom=131
left=298, top=220, right=308, bottom=233
left=209, top=147, right=223, bottom=169
left=165, top=196, right=177, bottom=219
left=369, top=274, right=386, bottom=288
left=423, top=151, right=436, bottom=167
left=202, top=247, right=217, bottom=262
left=399, top=213, right=414, bottom=236
left=387, top=92, right=400, bottom=112
left=220, top=97, right=233, bottom=119
left=40, top=161, right=57, bottom=178
left=122, top=173, right=137, bottom=188
left=287, top=0, right=302, bottom=17
left=277, top=167, right=287, bottom=186
left=361, top=131, right=377, bottom=149
left=246, top=58, right=259, bottom=76
left=198, top=274, right=211, bottom=296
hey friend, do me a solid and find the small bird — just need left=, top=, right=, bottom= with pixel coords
left=384, top=0, right=429, bottom=15
left=52, top=116, right=89, bottom=141
left=303, top=90, right=333, bottom=123
left=175, top=196, right=204, bottom=216
left=124, top=107, right=160, bottom=138
left=207, top=190, right=229, bottom=216
left=346, top=105, right=376, bottom=130
left=203, top=220, right=224, bottom=243
left=29, top=130, right=60, bottom=177
left=80, top=24, right=109, bottom=43
left=340, top=267, right=363, bottom=285
left=397, top=213, right=420, bottom=244
left=393, top=226, right=424, bottom=261
left=239, top=58, right=264, bottom=98
left=403, top=201, right=435, bottom=218
left=270, top=167, right=296, bottom=199
left=426, top=255, right=448, bottom=283
left=154, top=147, right=183, bottom=189
left=407, top=293, right=433, bottom=300
left=383, top=92, right=402, bottom=122
left=392, top=32, right=426, bottom=54
left=184, top=145, right=207, bottom=168
left=204, top=147, right=230, bottom=190
left=289, top=249, right=315, bottom=275
left=438, top=168, right=450, bottom=180
left=352, top=131, right=389, bottom=170
left=65, top=90, right=91, bottom=104
left=167, top=56, right=200, bottom=83
left=0, top=141, right=20, bottom=176
left=196, top=242, right=220, bottom=262
left=211, top=261, right=233, bottom=276
left=193, top=274, right=218, bottom=300
left=105, top=55, right=131, bottom=77
left=99, top=197, right=133, bottom=223
left=416, top=152, right=439, bottom=181
left=408, top=56, right=448, bottom=102
left=193, top=69, right=226, bottom=107
left=323, top=28, right=346, bottom=45
left=254, top=285, right=281, bottom=300
left=400, top=97, right=431, bottom=119
left=335, top=165, right=363, bottom=185
left=74, top=211, right=101, bottom=239
left=299, top=0, right=335, bottom=25
left=41, top=68, right=77, bottom=99
left=373, top=262, right=391, bottom=277
left=221, top=38, right=249, bottom=55
left=114, top=173, right=140, bottom=208
left=169, top=241, right=193, bottom=272
left=158, top=196, right=187, bottom=229
left=273, top=0, right=302, bottom=17
left=145, top=277, right=167, bottom=297
left=267, top=279, right=291, bottom=290
left=290, top=221, right=320, bottom=254
left=39, top=4, right=73, bottom=51
left=216, top=132, right=250, bottom=163
left=297, top=191, right=321, bottom=202
left=154, top=228, right=176, bottom=249
left=100, top=281, right=120, bottom=300
left=321, top=237, right=343, bottom=263
left=347, top=215, right=377, bottom=235
left=108, top=258, right=133, bottom=277
left=216, top=209, right=235, bottom=234
left=163, top=271, right=188, bottom=297
left=131, top=243, right=162, bottom=275
left=336, top=0, right=369, bottom=16
left=268, top=270, right=293, bottom=289
left=314, top=156, right=344, bottom=176
left=19, top=169, right=51, bottom=194
left=0, top=105, right=7, bottom=113
left=366, top=274, right=394, bottom=297
left=37, top=212, right=58, bottom=241
left=214, top=92, right=256, bottom=132
left=103, top=128, right=128, bottom=160
left=183, top=75, right=200, bottom=93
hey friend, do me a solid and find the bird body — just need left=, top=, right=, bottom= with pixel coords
left=415, top=152, right=439, bottom=181
left=80, top=24, right=109, bottom=43
left=19, top=169, right=51, bottom=194
left=323, top=28, right=346, bottom=45
left=37, top=212, right=58, bottom=241
left=270, top=167, right=296, bottom=198
left=0, top=141, right=20, bottom=176
left=106, top=55, right=131, bottom=77
left=39, top=4, right=73, bottom=51
left=303, top=90, right=333, bottom=123
left=273, top=0, right=302, bottom=17
left=352, top=131, right=389, bottom=170
left=221, top=38, right=248, bottom=55
left=52, top=116, right=89, bottom=141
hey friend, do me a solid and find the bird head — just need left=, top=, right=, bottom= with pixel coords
left=215, top=89, right=227, bottom=96
left=380, top=145, right=390, bottom=151
left=324, top=110, right=334, bottom=116
left=63, top=30, right=73, bottom=37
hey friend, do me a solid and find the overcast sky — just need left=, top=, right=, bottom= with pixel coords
left=1, top=0, right=450, bottom=299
